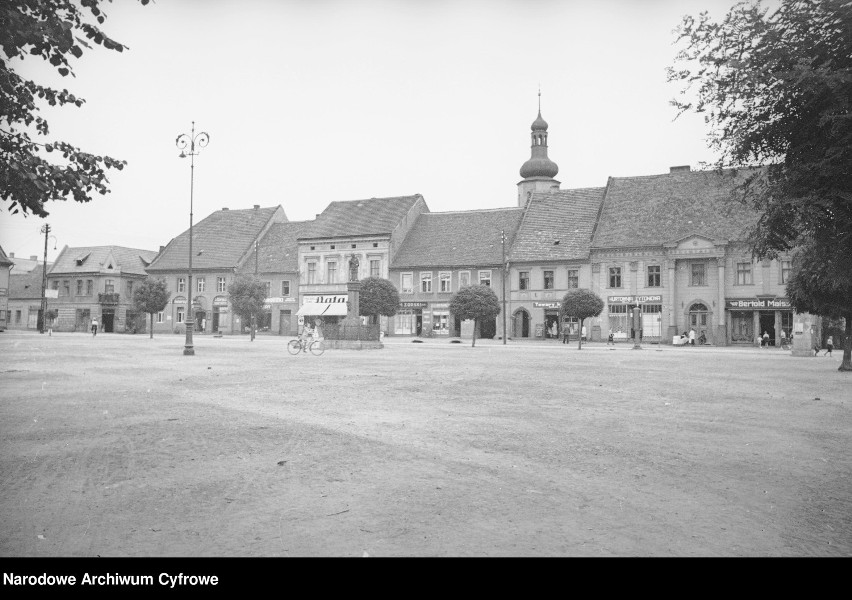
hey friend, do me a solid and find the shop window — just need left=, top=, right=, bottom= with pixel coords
left=608, top=304, right=629, bottom=338
left=780, top=260, right=792, bottom=284
left=401, top=273, right=413, bottom=294
left=647, top=265, right=661, bottom=287
left=567, top=269, right=579, bottom=289
left=421, top=272, right=432, bottom=293
left=281, top=280, right=291, bottom=296
left=459, top=271, right=471, bottom=288
left=370, top=259, right=381, bottom=278
left=544, top=270, right=554, bottom=290
left=690, top=263, right=706, bottom=286
left=736, top=262, right=752, bottom=285
left=327, top=261, right=337, bottom=283
left=197, top=277, right=205, bottom=293
left=307, top=262, right=317, bottom=284
left=439, top=272, right=451, bottom=293
left=432, top=311, right=449, bottom=334
left=479, top=270, right=491, bottom=287
left=609, top=267, right=622, bottom=288
left=218, top=277, right=226, bottom=292
left=519, top=271, right=529, bottom=290
left=177, top=277, right=185, bottom=293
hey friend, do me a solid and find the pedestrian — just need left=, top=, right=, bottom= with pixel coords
left=562, top=321, right=570, bottom=344
left=581, top=325, right=587, bottom=342
left=824, top=335, right=834, bottom=357
left=91, top=317, right=98, bottom=336
left=689, top=328, right=696, bottom=346
left=607, top=328, right=615, bottom=346
left=813, top=341, right=820, bottom=356
left=762, top=330, right=770, bottom=348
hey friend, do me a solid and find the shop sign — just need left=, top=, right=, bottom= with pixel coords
left=725, top=297, right=791, bottom=309
left=303, top=294, right=348, bottom=303
left=400, top=301, right=427, bottom=309
left=265, top=297, right=285, bottom=304
left=432, top=303, right=449, bottom=309
left=213, top=297, right=229, bottom=307
left=533, top=302, right=560, bottom=309
left=608, top=295, right=662, bottom=304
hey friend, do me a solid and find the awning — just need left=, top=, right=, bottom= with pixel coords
left=296, top=303, right=349, bottom=317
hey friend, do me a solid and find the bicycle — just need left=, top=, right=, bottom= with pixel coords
left=287, top=336, right=325, bottom=356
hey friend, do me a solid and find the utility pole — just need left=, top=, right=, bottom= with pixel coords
left=501, top=229, right=507, bottom=345
left=39, top=224, right=51, bottom=334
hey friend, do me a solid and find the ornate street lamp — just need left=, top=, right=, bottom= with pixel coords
left=175, top=122, right=210, bottom=356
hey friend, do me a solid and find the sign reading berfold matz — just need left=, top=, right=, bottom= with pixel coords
left=726, top=297, right=791, bottom=309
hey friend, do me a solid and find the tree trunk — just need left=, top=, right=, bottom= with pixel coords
left=472, top=318, right=478, bottom=347
left=250, top=314, right=256, bottom=342
left=149, top=313, right=154, bottom=339
left=577, top=318, right=584, bottom=350
left=840, top=312, right=852, bottom=372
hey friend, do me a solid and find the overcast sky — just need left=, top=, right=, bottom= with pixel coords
left=1, top=0, right=736, bottom=263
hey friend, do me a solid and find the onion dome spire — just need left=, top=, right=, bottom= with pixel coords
left=520, top=89, right=559, bottom=179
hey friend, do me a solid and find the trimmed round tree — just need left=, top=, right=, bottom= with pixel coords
left=132, top=277, right=171, bottom=339
left=359, top=277, right=400, bottom=327
left=559, top=289, right=604, bottom=349
left=449, top=284, right=501, bottom=347
left=228, top=274, right=267, bottom=341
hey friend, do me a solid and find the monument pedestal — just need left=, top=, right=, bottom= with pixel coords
left=792, top=312, right=820, bottom=357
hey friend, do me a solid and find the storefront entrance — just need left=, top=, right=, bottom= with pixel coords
left=544, top=310, right=560, bottom=339
left=279, top=309, right=292, bottom=335
left=759, top=312, right=776, bottom=345
left=688, top=303, right=709, bottom=341
left=102, top=309, right=115, bottom=333
left=513, top=309, right=530, bottom=338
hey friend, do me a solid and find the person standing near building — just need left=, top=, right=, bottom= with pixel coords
left=825, top=335, right=834, bottom=357
left=561, top=321, right=570, bottom=344
left=762, top=330, right=770, bottom=348
left=581, top=325, right=587, bottom=342
left=689, top=328, right=696, bottom=346
left=91, top=317, right=98, bottom=336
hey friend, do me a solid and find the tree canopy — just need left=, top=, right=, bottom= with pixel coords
left=559, top=289, right=604, bottom=349
left=668, top=0, right=852, bottom=258
left=1, top=0, right=150, bottom=217
left=359, top=277, right=399, bottom=323
left=449, top=284, right=500, bottom=347
left=227, top=274, right=266, bottom=339
left=132, top=277, right=170, bottom=339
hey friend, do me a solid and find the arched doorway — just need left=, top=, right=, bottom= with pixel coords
left=687, top=302, right=711, bottom=342
left=513, top=309, right=530, bottom=338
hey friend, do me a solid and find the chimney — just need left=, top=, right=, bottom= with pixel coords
left=222, top=207, right=229, bottom=211
left=254, top=204, right=260, bottom=210
left=8, top=252, right=13, bottom=258
left=159, top=245, right=165, bottom=254
left=30, top=255, right=37, bottom=260
left=670, top=165, right=691, bottom=173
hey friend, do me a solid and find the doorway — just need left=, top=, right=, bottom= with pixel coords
left=102, top=309, right=115, bottom=333
left=415, top=315, right=423, bottom=336
left=212, top=309, right=220, bottom=333
left=759, top=312, right=776, bottom=345
left=513, top=309, right=530, bottom=338
left=688, top=303, right=709, bottom=339
left=279, top=310, right=292, bottom=335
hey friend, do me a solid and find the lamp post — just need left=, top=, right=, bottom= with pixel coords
left=175, top=122, right=210, bottom=356
left=501, top=229, right=507, bottom=345
left=39, top=224, right=57, bottom=334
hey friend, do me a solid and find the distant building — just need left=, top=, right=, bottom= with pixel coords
left=6, top=264, right=45, bottom=331
left=390, top=207, right=523, bottom=338
left=47, top=245, right=159, bottom=332
left=146, top=205, right=287, bottom=334
left=0, top=246, right=13, bottom=331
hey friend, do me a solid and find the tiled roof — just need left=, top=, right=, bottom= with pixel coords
left=147, top=206, right=284, bottom=271
left=240, top=220, right=315, bottom=274
left=391, top=208, right=525, bottom=269
left=591, top=169, right=758, bottom=248
left=9, top=265, right=44, bottom=299
left=509, top=188, right=605, bottom=262
left=50, top=245, right=158, bottom=276
left=301, top=195, right=424, bottom=239
left=0, top=246, right=12, bottom=267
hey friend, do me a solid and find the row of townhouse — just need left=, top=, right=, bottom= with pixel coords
left=4, top=104, right=804, bottom=345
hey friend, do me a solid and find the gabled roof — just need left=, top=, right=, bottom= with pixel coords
left=301, top=195, right=425, bottom=240
left=0, top=246, right=13, bottom=267
left=392, top=208, right=524, bottom=269
left=509, top=188, right=605, bottom=262
left=147, top=206, right=285, bottom=271
left=8, top=264, right=44, bottom=299
left=591, top=169, right=758, bottom=249
left=50, top=246, right=158, bottom=276
left=240, top=220, right=315, bottom=274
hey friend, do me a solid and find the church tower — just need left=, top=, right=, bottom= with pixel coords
left=517, top=92, right=560, bottom=206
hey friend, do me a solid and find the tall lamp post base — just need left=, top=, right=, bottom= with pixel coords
left=184, top=319, right=195, bottom=355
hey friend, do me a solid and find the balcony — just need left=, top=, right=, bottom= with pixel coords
left=98, top=292, right=120, bottom=305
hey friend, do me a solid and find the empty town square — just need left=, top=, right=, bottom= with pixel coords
left=1, top=331, right=849, bottom=557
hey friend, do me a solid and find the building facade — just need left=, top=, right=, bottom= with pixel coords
left=45, top=245, right=158, bottom=333
left=0, top=247, right=13, bottom=331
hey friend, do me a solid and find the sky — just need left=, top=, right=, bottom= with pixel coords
left=1, top=0, right=738, bottom=264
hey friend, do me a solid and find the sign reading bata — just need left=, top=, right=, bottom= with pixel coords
left=608, top=295, right=662, bottom=304
left=726, top=297, right=791, bottom=309
left=303, top=294, right=347, bottom=303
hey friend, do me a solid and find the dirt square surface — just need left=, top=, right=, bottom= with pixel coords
left=1, top=331, right=849, bottom=556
